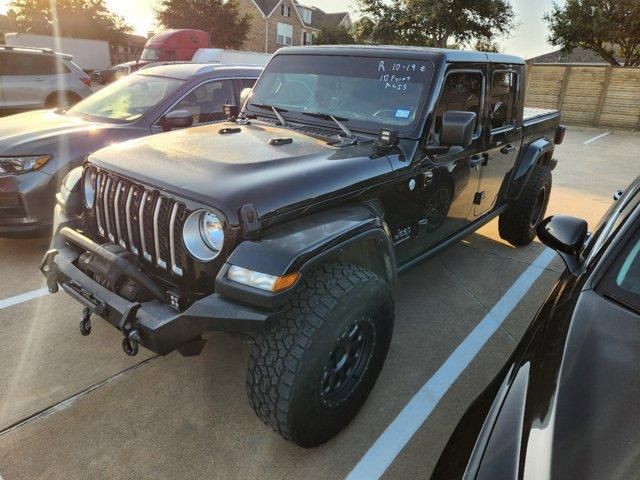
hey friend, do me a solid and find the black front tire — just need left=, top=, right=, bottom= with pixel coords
left=499, top=164, right=552, bottom=247
left=246, top=263, right=394, bottom=448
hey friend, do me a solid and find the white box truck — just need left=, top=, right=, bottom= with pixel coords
left=190, top=48, right=272, bottom=66
left=4, top=33, right=111, bottom=70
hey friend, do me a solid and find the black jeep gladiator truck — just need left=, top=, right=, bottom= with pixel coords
left=42, top=46, right=564, bottom=447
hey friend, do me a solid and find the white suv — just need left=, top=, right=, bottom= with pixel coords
left=0, top=45, right=93, bottom=113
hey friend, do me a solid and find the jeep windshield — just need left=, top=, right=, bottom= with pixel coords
left=247, top=54, right=434, bottom=134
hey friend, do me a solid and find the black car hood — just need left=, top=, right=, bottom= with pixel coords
left=474, top=289, right=640, bottom=480
left=88, top=122, right=394, bottom=225
left=0, top=110, right=113, bottom=157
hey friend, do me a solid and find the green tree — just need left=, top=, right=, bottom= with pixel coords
left=544, top=0, right=640, bottom=67
left=315, top=25, right=355, bottom=45
left=155, top=0, right=250, bottom=49
left=8, top=0, right=131, bottom=44
left=356, top=0, right=515, bottom=48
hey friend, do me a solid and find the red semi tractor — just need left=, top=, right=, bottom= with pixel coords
left=94, top=29, right=210, bottom=83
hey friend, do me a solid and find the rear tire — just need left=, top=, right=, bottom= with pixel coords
left=246, top=263, right=394, bottom=448
left=499, top=164, right=551, bottom=246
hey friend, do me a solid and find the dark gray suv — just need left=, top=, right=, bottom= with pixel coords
left=0, top=63, right=262, bottom=236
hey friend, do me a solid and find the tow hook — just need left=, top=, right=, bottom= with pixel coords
left=122, top=330, right=141, bottom=356
left=79, top=307, right=92, bottom=336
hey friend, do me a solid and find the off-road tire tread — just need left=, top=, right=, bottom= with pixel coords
left=246, top=263, right=389, bottom=444
left=499, top=164, right=552, bottom=246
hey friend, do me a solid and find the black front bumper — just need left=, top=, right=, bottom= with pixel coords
left=42, top=215, right=275, bottom=356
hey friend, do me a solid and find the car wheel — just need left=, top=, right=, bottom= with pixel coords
left=499, top=164, right=552, bottom=246
left=246, top=263, right=394, bottom=448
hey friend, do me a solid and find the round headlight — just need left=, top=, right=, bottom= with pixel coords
left=83, top=169, right=96, bottom=208
left=183, top=209, right=224, bottom=262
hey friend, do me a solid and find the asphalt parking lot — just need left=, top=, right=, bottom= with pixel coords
left=0, top=126, right=635, bottom=479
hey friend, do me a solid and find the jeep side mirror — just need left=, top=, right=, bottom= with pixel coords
left=537, top=215, right=588, bottom=274
left=440, top=111, right=477, bottom=147
left=240, top=88, right=253, bottom=108
left=164, top=109, right=194, bottom=130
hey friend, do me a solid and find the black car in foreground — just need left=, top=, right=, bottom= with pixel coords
left=432, top=178, right=640, bottom=480
left=0, top=63, right=260, bottom=236
left=43, top=46, right=564, bottom=447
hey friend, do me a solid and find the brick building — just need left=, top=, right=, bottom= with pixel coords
left=111, top=33, right=148, bottom=64
left=235, top=0, right=351, bottom=53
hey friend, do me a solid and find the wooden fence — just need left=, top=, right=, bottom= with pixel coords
left=525, top=64, right=640, bottom=130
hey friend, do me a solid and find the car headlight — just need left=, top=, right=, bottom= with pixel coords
left=0, top=155, right=51, bottom=176
left=83, top=169, right=97, bottom=208
left=182, top=209, right=225, bottom=262
left=227, top=266, right=300, bottom=293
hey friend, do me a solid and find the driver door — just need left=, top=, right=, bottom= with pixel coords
left=411, top=68, right=488, bottom=254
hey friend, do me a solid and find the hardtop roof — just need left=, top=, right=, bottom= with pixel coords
left=276, top=45, right=524, bottom=65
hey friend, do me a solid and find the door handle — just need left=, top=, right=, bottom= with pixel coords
left=500, top=144, right=516, bottom=154
left=34, top=78, right=45, bottom=82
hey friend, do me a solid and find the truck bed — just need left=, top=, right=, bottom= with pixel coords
left=523, top=107, right=560, bottom=126
left=522, top=107, right=561, bottom=149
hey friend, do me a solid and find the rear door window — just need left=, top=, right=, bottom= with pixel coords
left=489, top=71, right=517, bottom=130
left=3, top=53, right=69, bottom=75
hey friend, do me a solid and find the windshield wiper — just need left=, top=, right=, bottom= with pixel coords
left=301, top=112, right=354, bottom=138
left=251, top=103, right=288, bottom=127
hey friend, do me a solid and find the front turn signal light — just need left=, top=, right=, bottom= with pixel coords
left=273, top=272, right=301, bottom=292
left=227, top=266, right=300, bottom=293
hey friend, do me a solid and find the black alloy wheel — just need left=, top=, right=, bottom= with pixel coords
left=320, top=320, right=375, bottom=408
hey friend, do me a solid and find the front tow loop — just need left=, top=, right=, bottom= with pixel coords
left=79, top=307, right=92, bottom=336
left=122, top=330, right=141, bottom=356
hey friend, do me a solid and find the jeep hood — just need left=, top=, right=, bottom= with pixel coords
left=88, top=122, right=395, bottom=224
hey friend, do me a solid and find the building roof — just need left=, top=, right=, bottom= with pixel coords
left=253, top=0, right=281, bottom=16
left=250, top=0, right=350, bottom=29
left=294, top=3, right=350, bottom=29
left=527, top=47, right=617, bottom=65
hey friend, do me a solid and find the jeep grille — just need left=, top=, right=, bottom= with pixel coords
left=86, top=166, right=190, bottom=277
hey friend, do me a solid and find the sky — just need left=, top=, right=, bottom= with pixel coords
left=0, top=0, right=561, bottom=59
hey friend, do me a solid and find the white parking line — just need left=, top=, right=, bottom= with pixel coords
left=0, top=288, right=50, bottom=310
left=583, top=132, right=611, bottom=145
left=346, top=248, right=557, bottom=480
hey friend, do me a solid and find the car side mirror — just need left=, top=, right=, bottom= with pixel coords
left=240, top=88, right=253, bottom=108
left=163, top=109, right=194, bottom=130
left=440, top=111, right=477, bottom=147
left=537, top=215, right=589, bottom=274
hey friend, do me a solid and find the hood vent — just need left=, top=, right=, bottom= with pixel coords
left=269, top=137, right=293, bottom=146
left=219, top=127, right=242, bottom=135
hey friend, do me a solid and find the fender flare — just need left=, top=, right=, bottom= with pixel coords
left=506, top=138, right=554, bottom=200
left=215, top=202, right=397, bottom=309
